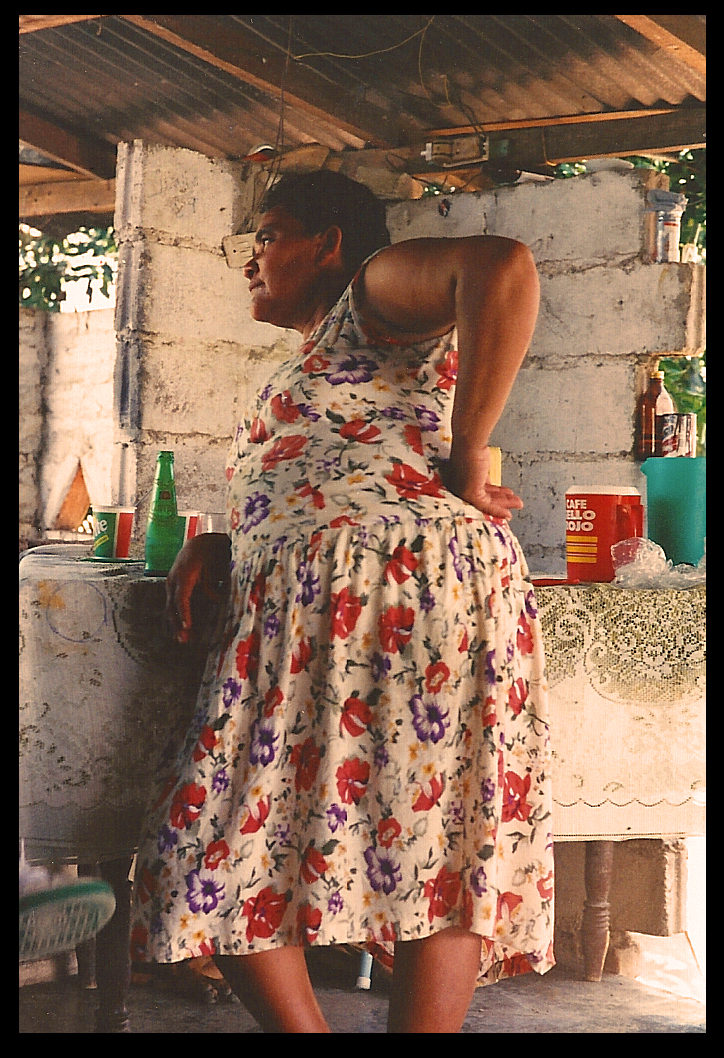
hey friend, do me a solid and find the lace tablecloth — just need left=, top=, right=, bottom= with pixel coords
left=19, top=548, right=705, bottom=863
left=536, top=583, right=706, bottom=840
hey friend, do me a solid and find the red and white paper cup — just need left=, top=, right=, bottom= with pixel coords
left=176, top=510, right=200, bottom=544
left=91, top=506, right=135, bottom=559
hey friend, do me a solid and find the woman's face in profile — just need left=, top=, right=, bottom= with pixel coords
left=244, top=207, right=327, bottom=332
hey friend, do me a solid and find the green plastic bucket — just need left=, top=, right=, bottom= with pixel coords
left=641, top=457, right=706, bottom=565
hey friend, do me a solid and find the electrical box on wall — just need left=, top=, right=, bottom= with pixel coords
left=421, top=134, right=489, bottom=169
left=223, top=232, right=256, bottom=268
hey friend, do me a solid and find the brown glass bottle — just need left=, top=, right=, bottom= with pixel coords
left=635, top=371, right=676, bottom=460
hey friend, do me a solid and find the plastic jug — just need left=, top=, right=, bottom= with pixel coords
left=642, top=457, right=706, bottom=566
left=565, top=486, right=643, bottom=582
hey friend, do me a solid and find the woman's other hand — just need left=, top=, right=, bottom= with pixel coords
left=441, top=446, right=524, bottom=521
left=165, top=532, right=231, bottom=643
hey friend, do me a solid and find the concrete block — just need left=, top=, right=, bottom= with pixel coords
left=493, top=361, right=635, bottom=455
left=533, top=261, right=705, bottom=359
left=116, top=141, right=254, bottom=249
left=138, top=336, right=293, bottom=435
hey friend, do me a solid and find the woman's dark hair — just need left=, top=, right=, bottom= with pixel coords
left=260, top=170, right=391, bottom=279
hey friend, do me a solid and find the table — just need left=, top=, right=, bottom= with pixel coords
left=535, top=582, right=706, bottom=978
left=20, top=549, right=706, bottom=1017
left=19, top=544, right=214, bottom=1031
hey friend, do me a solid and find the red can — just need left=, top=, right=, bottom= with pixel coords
left=565, top=487, right=643, bottom=583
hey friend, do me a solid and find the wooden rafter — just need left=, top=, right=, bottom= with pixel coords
left=19, top=15, right=107, bottom=34
left=19, top=109, right=117, bottom=181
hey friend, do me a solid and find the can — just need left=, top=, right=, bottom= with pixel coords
left=657, top=413, right=679, bottom=457
left=675, top=413, right=697, bottom=457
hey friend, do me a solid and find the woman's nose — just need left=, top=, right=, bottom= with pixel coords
left=243, top=255, right=258, bottom=278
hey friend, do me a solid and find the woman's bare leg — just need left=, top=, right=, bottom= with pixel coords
left=214, top=948, right=331, bottom=1033
left=387, top=926, right=483, bottom=1033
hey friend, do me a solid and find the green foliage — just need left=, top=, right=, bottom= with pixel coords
left=19, top=225, right=118, bottom=312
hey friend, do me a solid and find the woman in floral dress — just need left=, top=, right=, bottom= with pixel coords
left=131, top=171, right=553, bottom=1032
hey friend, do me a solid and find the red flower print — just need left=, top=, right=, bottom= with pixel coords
left=336, top=756, right=370, bottom=805
left=385, top=463, right=445, bottom=499
left=264, top=686, right=284, bottom=717
left=204, top=839, right=230, bottom=870
left=249, top=572, right=266, bottom=612
left=435, top=348, right=458, bottom=390
left=516, top=613, right=534, bottom=655
left=301, top=844, right=329, bottom=884
left=339, top=418, right=382, bottom=444
left=384, top=545, right=419, bottom=585
left=424, top=660, right=450, bottom=693
left=240, top=794, right=271, bottom=834
left=297, top=482, right=326, bottom=509
left=235, top=631, right=260, bottom=681
left=262, top=434, right=307, bottom=472
left=377, top=818, right=402, bottom=848
left=500, top=557, right=510, bottom=589
left=193, top=724, right=219, bottom=762
left=378, top=605, right=415, bottom=653
left=482, top=697, right=497, bottom=727
left=404, top=423, right=425, bottom=456
left=170, top=782, right=207, bottom=830
left=242, top=886, right=289, bottom=943
left=271, top=390, right=302, bottom=423
left=412, top=773, right=445, bottom=812
left=502, top=770, right=532, bottom=823
left=508, top=677, right=528, bottom=716
left=340, top=696, right=374, bottom=738
left=331, top=588, right=363, bottom=641
left=290, top=738, right=321, bottom=792
left=302, top=352, right=330, bottom=374
left=195, top=938, right=217, bottom=958
left=330, top=515, right=359, bottom=529
left=290, top=636, right=314, bottom=674
left=424, top=866, right=461, bottom=923
left=298, top=903, right=323, bottom=944
left=497, top=890, right=524, bottom=922
left=537, top=871, right=554, bottom=901
left=136, top=865, right=157, bottom=905
left=458, top=628, right=469, bottom=654
left=250, top=417, right=271, bottom=443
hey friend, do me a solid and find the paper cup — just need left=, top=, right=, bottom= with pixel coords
left=91, top=506, right=135, bottom=559
left=176, top=510, right=200, bottom=544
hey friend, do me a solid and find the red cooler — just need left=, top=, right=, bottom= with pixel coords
left=565, top=486, right=643, bottom=583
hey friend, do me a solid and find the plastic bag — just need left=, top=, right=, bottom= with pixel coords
left=611, top=537, right=706, bottom=589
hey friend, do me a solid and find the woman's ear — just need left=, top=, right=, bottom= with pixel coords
left=316, top=225, right=344, bottom=269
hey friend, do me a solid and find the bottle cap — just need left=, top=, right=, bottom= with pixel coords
left=649, top=371, right=664, bottom=379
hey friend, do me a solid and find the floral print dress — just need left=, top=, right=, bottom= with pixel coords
left=131, top=272, right=555, bottom=985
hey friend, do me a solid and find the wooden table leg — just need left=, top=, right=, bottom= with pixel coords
left=582, top=840, right=614, bottom=982
left=94, top=856, right=134, bottom=1033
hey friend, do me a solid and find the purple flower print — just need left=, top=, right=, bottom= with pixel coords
left=326, top=354, right=378, bottom=386
left=485, top=649, right=496, bottom=685
left=298, top=403, right=321, bottom=422
left=449, top=538, right=474, bottom=583
left=420, top=587, right=435, bottom=613
left=409, top=694, right=450, bottom=744
left=264, top=613, right=281, bottom=639
left=260, top=383, right=272, bottom=401
left=242, top=491, right=271, bottom=533
left=275, top=823, right=292, bottom=845
left=185, top=869, right=225, bottom=914
left=381, top=406, right=406, bottom=421
left=364, top=846, right=402, bottom=894
left=326, top=804, right=347, bottom=832
left=249, top=717, right=279, bottom=766
left=328, top=891, right=344, bottom=915
left=471, top=865, right=488, bottom=896
left=371, top=652, right=392, bottom=682
left=158, top=824, right=178, bottom=855
left=222, top=676, right=242, bottom=708
left=481, top=777, right=496, bottom=803
left=374, top=742, right=390, bottom=769
left=525, top=589, right=538, bottom=619
left=414, top=405, right=441, bottom=432
left=212, top=768, right=230, bottom=794
left=296, top=562, right=321, bottom=606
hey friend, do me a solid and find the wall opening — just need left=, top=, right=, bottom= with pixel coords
left=53, top=461, right=93, bottom=534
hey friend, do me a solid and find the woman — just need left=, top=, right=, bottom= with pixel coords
left=131, top=171, right=554, bottom=1033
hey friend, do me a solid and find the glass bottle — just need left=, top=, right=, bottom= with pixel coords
left=144, top=451, right=181, bottom=576
left=635, top=371, right=676, bottom=460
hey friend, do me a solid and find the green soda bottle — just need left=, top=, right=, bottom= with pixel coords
left=144, top=450, right=182, bottom=576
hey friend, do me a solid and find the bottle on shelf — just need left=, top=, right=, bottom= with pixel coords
left=144, top=450, right=182, bottom=576
left=635, top=371, right=677, bottom=460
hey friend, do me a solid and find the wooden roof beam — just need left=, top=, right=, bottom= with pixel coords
left=19, top=16, right=108, bottom=34
left=20, top=178, right=116, bottom=219
left=614, top=16, right=706, bottom=77
left=121, top=15, right=396, bottom=149
left=19, top=109, right=117, bottom=181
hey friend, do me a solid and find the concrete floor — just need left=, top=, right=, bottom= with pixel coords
left=20, top=947, right=705, bottom=1034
